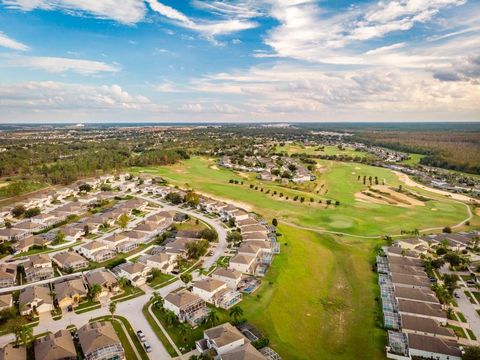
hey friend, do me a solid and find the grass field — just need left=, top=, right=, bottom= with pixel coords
left=130, top=157, right=469, bottom=236
left=399, top=153, right=425, bottom=166
left=241, top=225, right=385, bottom=360
left=275, top=144, right=370, bottom=159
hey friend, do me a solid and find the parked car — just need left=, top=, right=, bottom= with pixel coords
left=137, top=330, right=146, bottom=342
left=143, top=341, right=152, bottom=352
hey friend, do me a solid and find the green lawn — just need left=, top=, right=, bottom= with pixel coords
left=130, top=157, right=469, bottom=236
left=400, top=153, right=425, bottom=166
left=74, top=299, right=100, bottom=314
left=275, top=144, right=371, bottom=159
left=148, top=272, right=175, bottom=287
left=142, top=302, right=178, bottom=357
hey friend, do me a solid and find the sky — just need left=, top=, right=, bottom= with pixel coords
left=0, top=0, right=479, bottom=123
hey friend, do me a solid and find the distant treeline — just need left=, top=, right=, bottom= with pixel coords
left=0, top=142, right=189, bottom=185
left=356, top=131, right=480, bottom=174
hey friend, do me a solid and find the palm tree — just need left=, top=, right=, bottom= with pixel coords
left=164, top=310, right=177, bottom=327
left=177, top=322, right=189, bottom=342
left=118, top=276, right=129, bottom=290
left=150, top=292, right=163, bottom=309
left=109, top=301, right=117, bottom=320
left=89, top=283, right=102, bottom=300
left=229, top=306, right=243, bottom=324
left=205, top=309, right=219, bottom=327
left=14, top=325, right=33, bottom=347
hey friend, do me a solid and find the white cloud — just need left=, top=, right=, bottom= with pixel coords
left=0, top=31, right=29, bottom=51
left=3, top=0, right=146, bottom=24
left=146, top=0, right=258, bottom=41
left=1, top=56, right=120, bottom=74
left=0, top=81, right=158, bottom=111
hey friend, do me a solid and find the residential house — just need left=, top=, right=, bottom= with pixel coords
left=13, top=235, right=51, bottom=253
left=78, top=321, right=125, bottom=360
left=212, top=268, right=243, bottom=290
left=54, top=278, right=88, bottom=308
left=164, top=289, right=209, bottom=327
left=0, top=228, right=27, bottom=242
left=30, top=213, right=58, bottom=228
left=34, top=330, right=76, bottom=360
left=113, top=263, right=150, bottom=287
left=138, top=253, right=175, bottom=273
left=61, top=226, right=84, bottom=242
left=401, top=315, right=456, bottom=340
left=0, top=344, right=26, bottom=360
left=101, top=233, right=137, bottom=253
left=85, top=270, right=120, bottom=298
left=123, top=230, right=149, bottom=244
left=192, top=278, right=228, bottom=303
left=13, top=220, right=46, bottom=235
left=0, top=294, right=12, bottom=311
left=196, top=323, right=266, bottom=359
left=407, top=333, right=462, bottom=360
left=78, top=241, right=115, bottom=262
left=19, top=285, right=53, bottom=315
left=52, top=251, right=89, bottom=272
left=229, top=254, right=257, bottom=275
left=24, top=254, right=54, bottom=283
left=397, top=299, right=447, bottom=324
left=0, top=264, right=17, bottom=288
left=239, top=224, right=269, bottom=235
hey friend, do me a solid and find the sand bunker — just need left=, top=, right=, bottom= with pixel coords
left=355, top=185, right=425, bottom=207
left=210, top=165, right=219, bottom=170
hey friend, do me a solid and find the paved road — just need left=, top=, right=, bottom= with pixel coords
left=0, top=200, right=228, bottom=360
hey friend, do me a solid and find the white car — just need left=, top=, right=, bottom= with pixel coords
left=143, top=341, right=152, bottom=353
left=137, top=330, right=146, bottom=342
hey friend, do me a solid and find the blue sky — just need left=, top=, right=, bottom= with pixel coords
left=0, top=0, right=479, bottom=123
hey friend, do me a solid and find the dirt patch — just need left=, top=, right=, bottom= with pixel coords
left=394, top=171, right=480, bottom=204
left=0, top=183, right=8, bottom=189
left=210, top=165, right=219, bottom=170
left=355, top=185, right=425, bottom=207
left=195, top=191, right=254, bottom=212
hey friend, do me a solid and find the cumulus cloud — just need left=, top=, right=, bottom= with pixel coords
left=3, top=0, right=146, bottom=25
left=1, top=56, right=120, bottom=74
left=433, top=55, right=480, bottom=82
left=0, top=31, right=29, bottom=51
left=0, top=81, right=157, bottom=111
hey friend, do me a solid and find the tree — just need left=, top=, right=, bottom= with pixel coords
left=205, top=309, right=219, bottom=327
left=109, top=301, right=117, bottom=320
left=53, top=231, right=65, bottom=245
left=117, top=213, right=129, bottom=229
left=89, top=283, right=102, bottom=300
left=13, top=324, right=33, bottom=347
left=229, top=305, right=243, bottom=324
left=185, top=191, right=200, bottom=207
left=118, top=276, right=129, bottom=289
left=444, top=252, right=462, bottom=267
left=165, top=192, right=183, bottom=204
left=226, top=231, right=242, bottom=244
left=272, top=218, right=278, bottom=227
left=150, top=291, right=164, bottom=309
left=463, top=346, right=480, bottom=360
left=186, top=240, right=210, bottom=259
left=199, top=228, right=218, bottom=242
left=79, top=183, right=92, bottom=192
left=165, top=310, right=177, bottom=327
left=24, top=207, right=40, bottom=218
left=83, top=225, right=90, bottom=236
left=180, top=273, right=193, bottom=285
left=178, top=322, right=189, bottom=342
left=11, top=205, right=26, bottom=218
left=443, top=274, right=458, bottom=295
left=443, top=226, right=452, bottom=233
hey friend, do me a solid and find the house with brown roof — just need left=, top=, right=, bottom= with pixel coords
left=0, top=228, right=27, bottom=242
left=24, top=254, right=54, bottom=283
left=229, top=254, right=257, bottom=275
left=0, top=264, right=17, bottom=288
left=192, top=278, right=228, bottom=303
left=34, top=330, right=76, bottom=360
left=196, top=323, right=266, bottom=359
left=54, top=278, right=88, bottom=308
left=113, top=262, right=150, bottom=287
left=212, top=268, right=243, bottom=290
left=60, top=226, right=84, bottom=242
left=85, top=270, right=120, bottom=298
left=397, top=299, right=447, bottom=324
left=391, top=273, right=431, bottom=289
left=19, top=285, right=53, bottom=315
left=0, top=344, right=26, bottom=360
left=78, top=321, right=125, bottom=360
left=407, top=333, right=461, bottom=360
left=14, top=235, right=51, bottom=253
left=52, top=251, right=89, bottom=272
left=164, top=289, right=209, bottom=327
left=0, top=294, right=12, bottom=311
left=394, top=287, right=439, bottom=305
left=401, top=315, right=456, bottom=340
left=78, top=241, right=115, bottom=262
left=13, top=220, right=46, bottom=235
left=137, top=253, right=175, bottom=273
left=101, top=232, right=137, bottom=253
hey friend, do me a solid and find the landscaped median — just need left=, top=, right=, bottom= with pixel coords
left=74, top=299, right=101, bottom=314
left=90, top=315, right=149, bottom=360
left=111, top=286, right=145, bottom=302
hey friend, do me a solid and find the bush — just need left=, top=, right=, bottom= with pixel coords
left=106, top=258, right=126, bottom=270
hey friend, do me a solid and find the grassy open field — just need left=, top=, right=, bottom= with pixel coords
left=275, top=143, right=370, bottom=159
left=130, top=157, right=469, bottom=236
left=241, top=225, right=385, bottom=360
